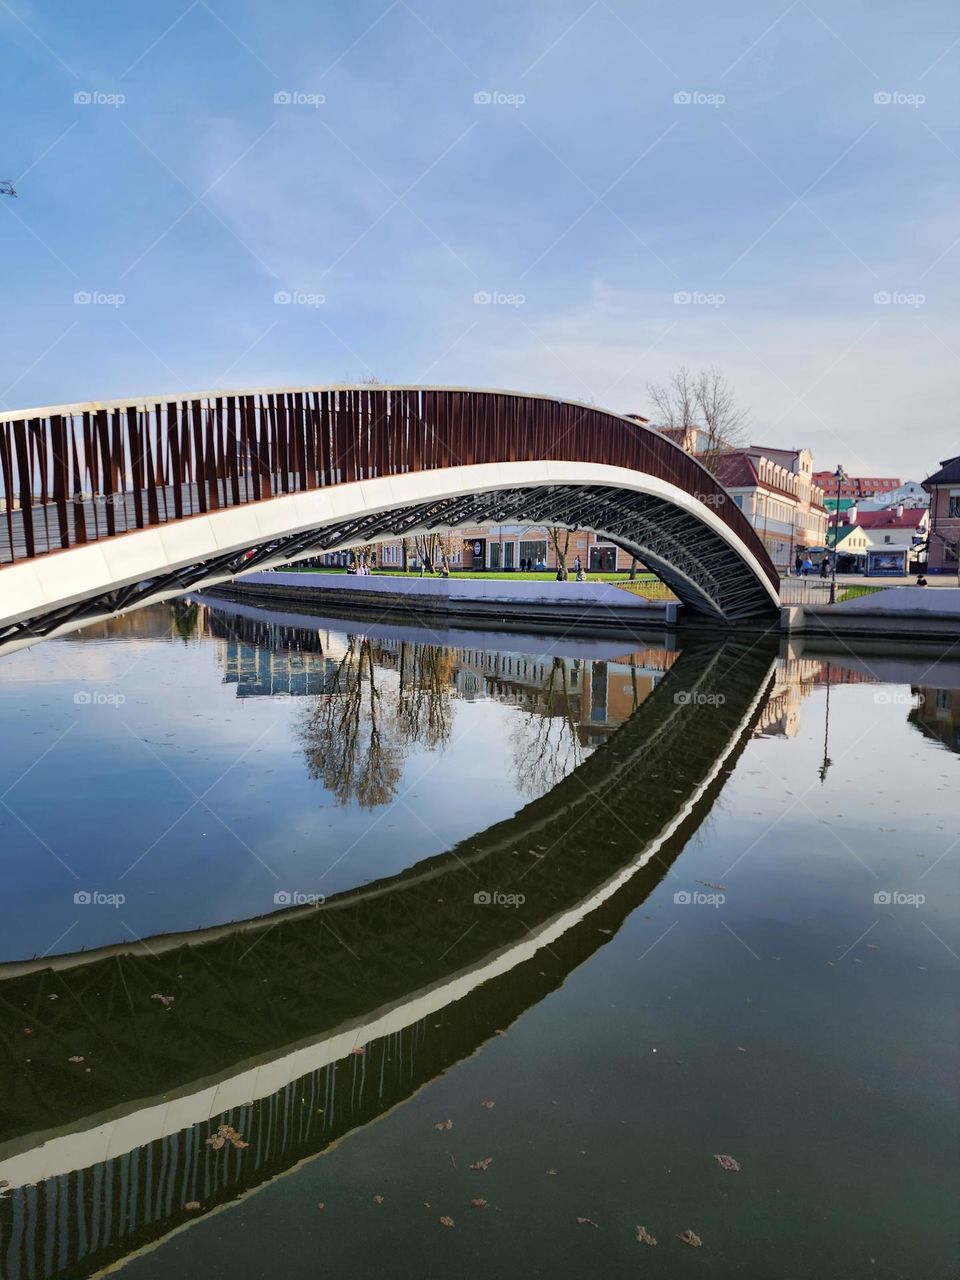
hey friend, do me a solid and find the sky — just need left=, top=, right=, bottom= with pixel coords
left=1, top=0, right=958, bottom=480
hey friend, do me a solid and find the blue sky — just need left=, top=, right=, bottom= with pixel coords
left=1, top=0, right=958, bottom=477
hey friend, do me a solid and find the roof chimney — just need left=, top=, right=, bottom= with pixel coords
left=847, top=504, right=857, bottom=523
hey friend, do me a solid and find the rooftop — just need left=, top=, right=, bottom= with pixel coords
left=922, top=455, right=960, bottom=488
left=839, top=508, right=928, bottom=529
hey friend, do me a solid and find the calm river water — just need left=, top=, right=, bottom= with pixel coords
left=0, top=598, right=956, bottom=1279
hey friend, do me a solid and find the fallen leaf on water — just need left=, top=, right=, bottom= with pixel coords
left=480, top=1099, right=495, bottom=1109
left=207, top=1124, right=248, bottom=1150
left=546, top=1168, right=558, bottom=1176
left=317, top=1203, right=325, bottom=1210
left=184, top=1201, right=201, bottom=1211
left=151, top=993, right=175, bottom=1007
left=440, top=1216, right=455, bottom=1228
left=468, top=1156, right=493, bottom=1171
left=68, top=1056, right=84, bottom=1064
left=736, top=1046, right=747, bottom=1053
left=714, top=1153, right=740, bottom=1172
left=373, top=1194, right=384, bottom=1204
left=471, top=1198, right=488, bottom=1210
left=677, top=1230, right=702, bottom=1247
left=435, top=1119, right=453, bottom=1131
left=635, top=1225, right=657, bottom=1246
left=866, top=944, right=880, bottom=950
left=576, top=1217, right=600, bottom=1230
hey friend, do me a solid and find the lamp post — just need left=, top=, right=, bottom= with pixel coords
left=828, top=465, right=847, bottom=605
left=819, top=661, right=833, bottom=783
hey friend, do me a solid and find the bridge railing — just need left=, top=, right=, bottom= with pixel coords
left=0, top=387, right=778, bottom=590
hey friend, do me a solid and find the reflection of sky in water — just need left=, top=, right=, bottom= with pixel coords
left=0, top=609, right=663, bottom=959
left=1, top=609, right=958, bottom=1278
left=0, top=607, right=957, bottom=969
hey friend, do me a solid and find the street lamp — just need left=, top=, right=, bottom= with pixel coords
left=828, top=465, right=847, bottom=605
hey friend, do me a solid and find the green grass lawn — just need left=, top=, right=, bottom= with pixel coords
left=290, top=567, right=658, bottom=583
left=835, top=584, right=886, bottom=603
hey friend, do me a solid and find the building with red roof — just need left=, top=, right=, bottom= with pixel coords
left=658, top=437, right=829, bottom=569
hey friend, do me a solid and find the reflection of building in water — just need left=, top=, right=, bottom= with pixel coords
left=910, top=686, right=960, bottom=754
left=755, top=657, right=876, bottom=738
left=202, top=601, right=677, bottom=739
left=755, top=657, right=825, bottom=738
left=201, top=602, right=878, bottom=747
left=219, top=640, right=344, bottom=698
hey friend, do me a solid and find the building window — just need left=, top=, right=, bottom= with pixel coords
left=589, top=545, right=617, bottom=572
left=519, top=540, right=546, bottom=569
left=949, top=496, right=960, bottom=517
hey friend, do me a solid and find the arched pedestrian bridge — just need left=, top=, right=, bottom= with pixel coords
left=0, top=386, right=780, bottom=644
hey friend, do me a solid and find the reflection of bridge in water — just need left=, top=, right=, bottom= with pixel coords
left=0, top=635, right=780, bottom=1279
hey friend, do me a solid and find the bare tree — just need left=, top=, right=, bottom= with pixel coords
left=547, top=527, right=572, bottom=578
left=646, top=365, right=748, bottom=476
left=647, top=365, right=698, bottom=431
left=409, top=531, right=455, bottom=575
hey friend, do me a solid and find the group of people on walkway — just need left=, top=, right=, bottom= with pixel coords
left=794, top=552, right=830, bottom=579
left=555, top=555, right=586, bottom=582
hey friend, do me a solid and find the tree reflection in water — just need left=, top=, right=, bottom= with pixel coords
left=509, top=656, right=585, bottom=796
left=296, top=635, right=656, bottom=808
left=297, top=637, right=462, bottom=807
left=298, top=636, right=403, bottom=807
